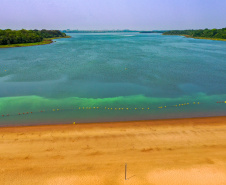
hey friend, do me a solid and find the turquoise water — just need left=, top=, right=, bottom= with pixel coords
left=0, top=33, right=226, bottom=126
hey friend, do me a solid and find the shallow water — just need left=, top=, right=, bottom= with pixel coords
left=0, top=33, right=226, bottom=126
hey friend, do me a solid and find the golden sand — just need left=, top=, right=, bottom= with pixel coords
left=1, top=116, right=226, bottom=185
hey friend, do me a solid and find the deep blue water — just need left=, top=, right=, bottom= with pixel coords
left=0, top=33, right=226, bottom=126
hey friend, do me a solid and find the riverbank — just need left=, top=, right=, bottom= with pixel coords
left=1, top=116, right=226, bottom=185
left=0, top=36, right=71, bottom=48
left=163, top=34, right=226, bottom=41
left=182, top=35, right=226, bottom=41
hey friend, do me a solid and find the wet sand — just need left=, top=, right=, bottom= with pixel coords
left=1, top=116, right=226, bottom=185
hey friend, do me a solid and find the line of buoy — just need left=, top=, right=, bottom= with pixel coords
left=0, top=101, right=208, bottom=118
left=1, top=100, right=226, bottom=118
left=217, top=101, right=226, bottom=103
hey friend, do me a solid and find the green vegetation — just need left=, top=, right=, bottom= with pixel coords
left=163, top=28, right=226, bottom=41
left=0, top=29, right=69, bottom=47
left=0, top=37, right=69, bottom=48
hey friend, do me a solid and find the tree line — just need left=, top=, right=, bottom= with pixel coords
left=163, top=28, right=226, bottom=39
left=0, top=29, right=67, bottom=45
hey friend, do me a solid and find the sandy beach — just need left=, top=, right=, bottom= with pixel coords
left=1, top=116, right=226, bottom=185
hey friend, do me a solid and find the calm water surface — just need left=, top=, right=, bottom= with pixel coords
left=0, top=33, right=226, bottom=126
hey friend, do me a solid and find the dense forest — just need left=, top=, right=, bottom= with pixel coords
left=0, top=29, right=67, bottom=45
left=163, top=28, right=226, bottom=39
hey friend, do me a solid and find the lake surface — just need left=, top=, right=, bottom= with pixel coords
left=0, top=33, right=226, bottom=126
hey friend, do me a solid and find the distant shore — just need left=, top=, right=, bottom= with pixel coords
left=0, top=36, right=71, bottom=48
left=1, top=116, right=226, bottom=184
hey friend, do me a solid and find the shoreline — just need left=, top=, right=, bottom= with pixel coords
left=1, top=116, right=226, bottom=184
left=0, top=36, right=71, bottom=48
left=163, top=34, right=226, bottom=41
left=183, top=35, right=226, bottom=41
left=172, top=35, right=226, bottom=41
left=1, top=115, right=226, bottom=129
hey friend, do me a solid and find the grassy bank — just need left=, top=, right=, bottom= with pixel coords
left=163, top=34, right=226, bottom=41
left=0, top=36, right=71, bottom=48
left=182, top=35, right=226, bottom=41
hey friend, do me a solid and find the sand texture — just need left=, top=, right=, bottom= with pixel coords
left=1, top=116, right=226, bottom=185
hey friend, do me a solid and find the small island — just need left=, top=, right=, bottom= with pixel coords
left=0, top=29, right=70, bottom=48
left=163, top=28, right=226, bottom=41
